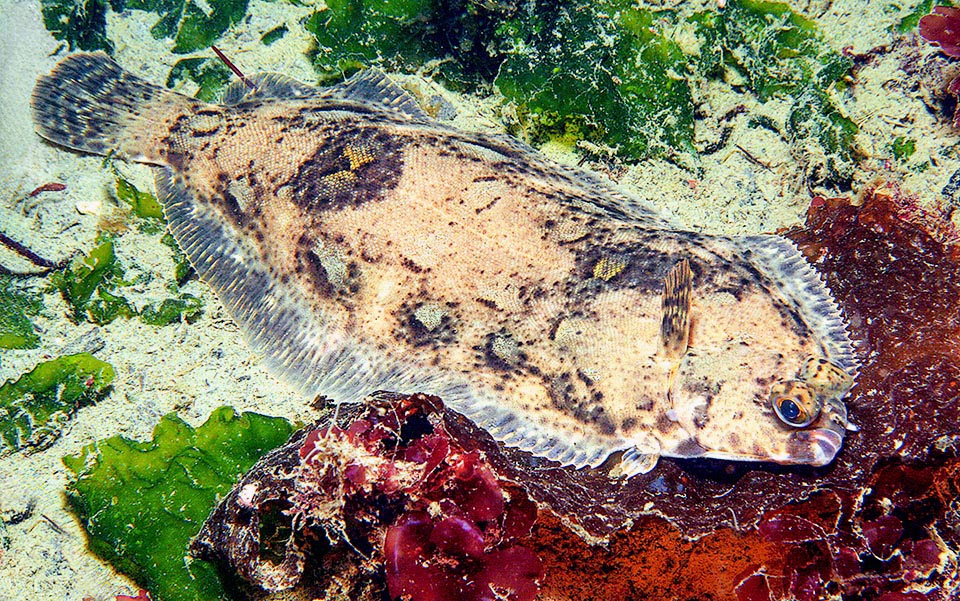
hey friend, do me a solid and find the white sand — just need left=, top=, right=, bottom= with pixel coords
left=0, top=0, right=954, bottom=598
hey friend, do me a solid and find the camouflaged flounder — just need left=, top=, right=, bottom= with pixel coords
left=32, top=53, right=857, bottom=477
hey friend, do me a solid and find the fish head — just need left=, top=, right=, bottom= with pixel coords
left=660, top=285, right=857, bottom=468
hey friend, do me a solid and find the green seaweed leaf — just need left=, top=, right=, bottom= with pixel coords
left=139, top=294, right=202, bottom=325
left=63, top=407, right=293, bottom=601
left=48, top=237, right=135, bottom=325
left=116, top=177, right=165, bottom=231
left=0, top=276, right=44, bottom=350
left=172, top=0, right=249, bottom=54
left=495, top=3, right=695, bottom=158
left=41, top=0, right=114, bottom=53
left=167, top=57, right=233, bottom=102
left=161, top=232, right=195, bottom=286
left=305, top=0, right=440, bottom=82
left=891, top=136, right=917, bottom=161
left=261, top=24, right=288, bottom=46
left=49, top=230, right=203, bottom=326
left=0, top=354, right=114, bottom=456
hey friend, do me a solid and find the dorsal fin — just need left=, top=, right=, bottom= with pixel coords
left=328, top=69, right=429, bottom=120
left=221, top=69, right=429, bottom=120
left=221, top=73, right=320, bottom=105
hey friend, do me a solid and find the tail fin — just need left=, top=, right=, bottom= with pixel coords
left=31, top=53, right=169, bottom=156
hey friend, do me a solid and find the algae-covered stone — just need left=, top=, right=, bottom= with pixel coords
left=62, top=407, right=294, bottom=601
left=0, top=276, right=44, bottom=350
left=0, top=353, right=114, bottom=456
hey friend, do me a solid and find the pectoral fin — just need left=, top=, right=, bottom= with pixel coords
left=658, top=259, right=693, bottom=402
left=660, top=259, right=693, bottom=360
left=610, top=443, right=661, bottom=478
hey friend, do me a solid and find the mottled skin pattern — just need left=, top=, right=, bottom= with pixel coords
left=31, top=54, right=857, bottom=475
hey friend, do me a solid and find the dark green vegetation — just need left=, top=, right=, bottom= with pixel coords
left=116, top=176, right=165, bottom=228
left=49, top=236, right=202, bottom=326
left=40, top=0, right=246, bottom=96
left=305, top=0, right=857, bottom=178
left=47, top=178, right=202, bottom=326
left=39, top=0, right=858, bottom=179
left=42, top=0, right=247, bottom=53
left=0, top=276, right=44, bottom=349
left=168, top=57, right=235, bottom=102
left=63, top=407, right=294, bottom=601
left=0, top=353, right=114, bottom=455
left=49, top=236, right=136, bottom=324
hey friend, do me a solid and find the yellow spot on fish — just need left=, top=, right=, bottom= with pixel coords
left=345, top=144, right=375, bottom=170
left=593, top=256, right=627, bottom=281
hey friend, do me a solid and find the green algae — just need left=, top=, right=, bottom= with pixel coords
left=0, top=354, right=114, bottom=456
left=895, top=0, right=950, bottom=33
left=139, top=294, right=202, bottom=326
left=49, top=235, right=203, bottom=327
left=49, top=237, right=135, bottom=325
left=41, top=0, right=112, bottom=52
left=496, top=0, right=855, bottom=174
left=891, top=136, right=917, bottom=161
left=38, top=0, right=858, bottom=174
left=104, top=0, right=248, bottom=54
left=115, top=177, right=166, bottom=232
left=47, top=177, right=200, bottom=327
left=62, top=407, right=293, bottom=601
left=495, top=3, right=695, bottom=158
left=302, top=0, right=855, bottom=177
left=305, top=0, right=439, bottom=82
left=161, top=233, right=195, bottom=286
left=167, top=58, right=233, bottom=102
left=261, top=24, right=288, bottom=46
left=0, top=276, right=44, bottom=350
left=41, top=0, right=247, bottom=54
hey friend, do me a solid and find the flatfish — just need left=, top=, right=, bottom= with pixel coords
left=31, top=53, right=857, bottom=476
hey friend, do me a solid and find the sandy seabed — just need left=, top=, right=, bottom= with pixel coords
left=0, top=0, right=955, bottom=598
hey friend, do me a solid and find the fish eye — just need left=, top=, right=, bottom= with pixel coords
left=770, top=380, right=822, bottom=428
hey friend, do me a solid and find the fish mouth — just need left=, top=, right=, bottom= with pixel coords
left=783, top=389, right=849, bottom=466
left=785, top=427, right=844, bottom=466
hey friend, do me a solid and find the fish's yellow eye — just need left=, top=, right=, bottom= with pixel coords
left=770, top=380, right=822, bottom=428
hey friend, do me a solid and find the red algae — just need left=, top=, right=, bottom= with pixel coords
left=920, top=7, right=960, bottom=58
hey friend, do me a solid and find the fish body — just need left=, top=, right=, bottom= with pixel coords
left=32, top=54, right=857, bottom=476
